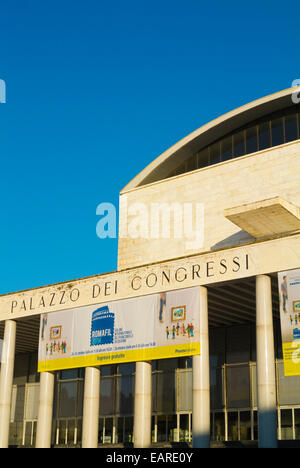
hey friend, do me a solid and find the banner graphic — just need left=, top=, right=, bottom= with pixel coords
left=278, top=269, right=300, bottom=376
left=38, top=287, right=200, bottom=372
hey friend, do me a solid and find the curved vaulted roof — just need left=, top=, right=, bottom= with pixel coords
left=121, top=87, right=299, bottom=192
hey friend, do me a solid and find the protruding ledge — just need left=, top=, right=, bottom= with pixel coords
left=225, top=197, right=300, bottom=239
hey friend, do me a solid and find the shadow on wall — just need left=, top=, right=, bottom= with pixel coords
left=211, top=230, right=254, bottom=251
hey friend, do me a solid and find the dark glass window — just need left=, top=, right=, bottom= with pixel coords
left=118, top=363, right=135, bottom=375
left=295, top=409, right=300, bottom=440
left=164, top=105, right=300, bottom=182
left=59, top=382, right=77, bottom=418
left=157, top=416, right=167, bottom=442
left=157, top=358, right=178, bottom=371
left=77, top=381, right=84, bottom=417
left=210, top=367, right=224, bottom=410
left=246, top=126, right=258, bottom=154
left=271, top=118, right=284, bottom=146
left=285, top=114, right=298, bottom=142
left=258, top=121, right=270, bottom=150
left=116, top=417, right=124, bottom=443
left=156, top=372, right=176, bottom=413
left=179, top=414, right=191, bottom=442
left=167, top=415, right=177, bottom=442
left=60, top=369, right=78, bottom=380
left=240, top=411, right=251, bottom=440
left=101, top=365, right=116, bottom=376
left=227, top=412, right=239, bottom=441
left=213, top=412, right=225, bottom=441
left=197, top=148, right=209, bottom=168
left=233, top=131, right=245, bottom=157
left=220, top=136, right=232, bottom=161
left=186, top=155, right=197, bottom=172
left=281, top=409, right=293, bottom=440
left=124, top=416, right=133, bottom=443
left=116, top=376, right=134, bottom=414
left=226, top=364, right=250, bottom=408
left=100, top=377, right=115, bottom=415
left=104, top=417, right=113, bottom=443
left=226, top=325, right=251, bottom=364
left=209, top=327, right=226, bottom=368
left=175, top=163, right=185, bottom=175
left=210, top=142, right=220, bottom=165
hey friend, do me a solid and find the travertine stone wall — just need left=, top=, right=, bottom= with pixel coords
left=118, top=140, right=300, bottom=270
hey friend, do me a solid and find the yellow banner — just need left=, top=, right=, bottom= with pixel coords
left=38, top=287, right=201, bottom=372
left=278, top=270, right=300, bottom=376
left=38, top=342, right=200, bottom=372
left=282, top=342, right=300, bottom=376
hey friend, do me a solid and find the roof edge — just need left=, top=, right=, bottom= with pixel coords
left=121, top=87, right=297, bottom=193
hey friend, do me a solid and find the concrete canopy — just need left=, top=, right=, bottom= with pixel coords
left=225, top=197, right=300, bottom=239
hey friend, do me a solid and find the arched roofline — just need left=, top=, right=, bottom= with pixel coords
left=121, top=87, right=298, bottom=193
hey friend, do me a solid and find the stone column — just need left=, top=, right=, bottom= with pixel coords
left=82, top=366, right=100, bottom=448
left=133, top=361, right=152, bottom=448
left=193, top=286, right=210, bottom=448
left=36, top=371, right=55, bottom=448
left=256, top=275, right=277, bottom=448
left=0, top=320, right=16, bottom=448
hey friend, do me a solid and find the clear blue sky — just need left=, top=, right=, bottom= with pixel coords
left=0, top=0, right=298, bottom=294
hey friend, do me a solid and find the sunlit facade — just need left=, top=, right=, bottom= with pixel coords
left=1, top=87, right=300, bottom=448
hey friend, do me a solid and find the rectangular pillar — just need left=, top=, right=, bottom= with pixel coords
left=193, top=286, right=210, bottom=448
left=256, top=274, right=277, bottom=448
left=82, top=366, right=100, bottom=448
left=36, top=371, right=55, bottom=448
left=0, top=320, right=16, bottom=448
left=133, top=361, right=152, bottom=448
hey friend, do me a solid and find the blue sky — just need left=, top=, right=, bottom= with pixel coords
left=0, top=0, right=298, bottom=294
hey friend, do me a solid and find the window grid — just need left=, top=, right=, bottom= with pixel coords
left=11, top=353, right=300, bottom=446
left=167, top=105, right=300, bottom=179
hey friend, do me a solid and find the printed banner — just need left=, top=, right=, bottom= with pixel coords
left=38, top=287, right=200, bottom=372
left=278, top=269, right=300, bottom=376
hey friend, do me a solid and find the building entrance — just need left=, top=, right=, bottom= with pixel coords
left=3, top=274, right=299, bottom=447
